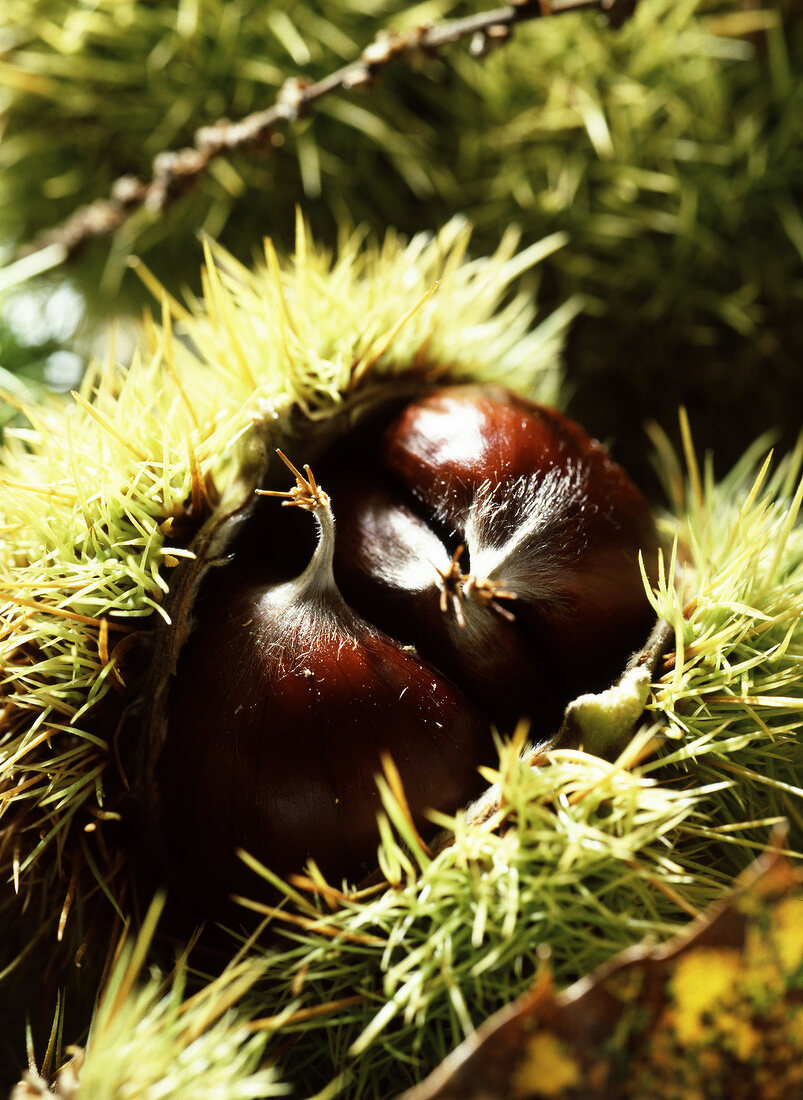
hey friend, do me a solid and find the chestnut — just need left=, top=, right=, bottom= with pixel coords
left=378, top=385, right=659, bottom=695
left=157, top=457, right=492, bottom=905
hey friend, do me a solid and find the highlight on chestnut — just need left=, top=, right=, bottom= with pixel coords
left=155, top=385, right=659, bottom=908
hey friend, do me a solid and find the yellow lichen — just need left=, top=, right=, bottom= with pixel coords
left=718, top=1011, right=761, bottom=1060
left=669, top=947, right=742, bottom=1043
left=771, top=897, right=803, bottom=974
left=512, top=1032, right=582, bottom=1097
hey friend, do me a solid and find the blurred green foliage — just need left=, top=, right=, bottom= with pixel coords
left=0, top=318, right=54, bottom=425
left=1, top=0, right=801, bottom=473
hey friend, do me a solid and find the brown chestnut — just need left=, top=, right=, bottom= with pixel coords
left=379, top=385, right=659, bottom=695
left=158, top=457, right=491, bottom=904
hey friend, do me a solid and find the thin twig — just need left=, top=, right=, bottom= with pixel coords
left=17, top=0, right=637, bottom=265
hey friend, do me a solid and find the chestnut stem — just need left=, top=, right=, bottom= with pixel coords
left=257, top=450, right=338, bottom=598
left=435, top=545, right=517, bottom=627
left=462, top=575, right=517, bottom=621
left=259, top=450, right=330, bottom=512
left=435, top=545, right=468, bottom=627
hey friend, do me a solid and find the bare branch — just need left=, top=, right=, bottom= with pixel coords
left=17, top=0, right=637, bottom=266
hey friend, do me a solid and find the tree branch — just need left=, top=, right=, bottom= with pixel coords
left=17, top=0, right=638, bottom=265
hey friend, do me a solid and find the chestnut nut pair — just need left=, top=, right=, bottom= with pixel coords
left=157, top=385, right=658, bottom=903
